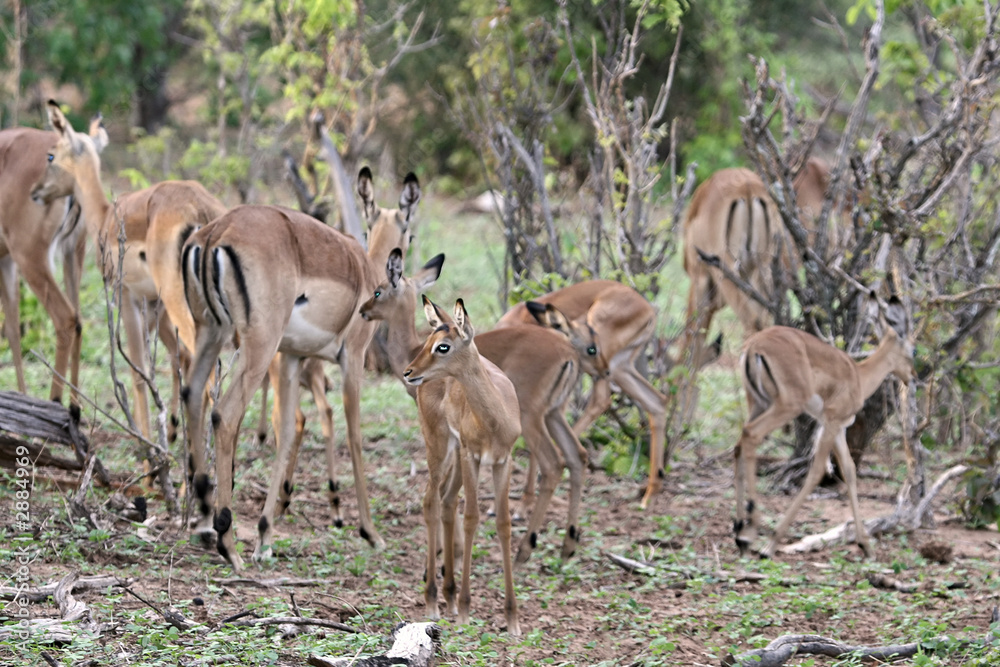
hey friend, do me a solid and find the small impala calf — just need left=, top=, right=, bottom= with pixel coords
left=405, top=297, right=522, bottom=635
left=360, top=251, right=599, bottom=563
left=733, top=296, right=913, bottom=559
left=498, top=280, right=668, bottom=508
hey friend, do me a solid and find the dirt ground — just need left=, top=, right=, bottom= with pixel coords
left=4, top=385, right=1000, bottom=666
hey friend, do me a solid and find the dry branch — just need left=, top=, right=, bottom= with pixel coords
left=724, top=632, right=992, bottom=667
left=0, top=574, right=131, bottom=603
left=212, top=577, right=323, bottom=588
left=221, top=616, right=358, bottom=634
left=0, top=572, right=109, bottom=643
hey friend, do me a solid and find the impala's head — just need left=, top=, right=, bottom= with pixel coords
left=357, top=166, right=420, bottom=261
left=31, top=100, right=109, bottom=205
left=525, top=301, right=609, bottom=378
left=359, top=248, right=445, bottom=323
left=404, top=297, right=475, bottom=387
left=878, top=295, right=915, bottom=383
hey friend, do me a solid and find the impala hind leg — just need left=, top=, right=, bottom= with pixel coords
left=516, top=420, right=560, bottom=564
left=183, top=328, right=227, bottom=543
left=440, top=454, right=463, bottom=616
left=547, top=413, right=585, bottom=559
left=611, top=362, right=667, bottom=510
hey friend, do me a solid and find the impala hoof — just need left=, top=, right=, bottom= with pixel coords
left=252, top=543, right=274, bottom=563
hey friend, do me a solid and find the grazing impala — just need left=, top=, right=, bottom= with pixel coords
left=360, top=250, right=599, bottom=562
left=180, top=168, right=418, bottom=569
left=29, top=101, right=227, bottom=445
left=405, top=297, right=521, bottom=635
left=0, top=106, right=106, bottom=405
left=497, top=280, right=668, bottom=509
left=733, top=296, right=913, bottom=559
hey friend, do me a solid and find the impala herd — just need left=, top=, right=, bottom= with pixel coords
left=1, top=102, right=915, bottom=634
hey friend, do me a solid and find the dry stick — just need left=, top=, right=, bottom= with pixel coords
left=725, top=632, right=991, bottom=667
left=0, top=575, right=130, bottom=603
left=780, top=463, right=970, bottom=555
left=220, top=616, right=358, bottom=634
left=123, top=586, right=198, bottom=632
left=212, top=577, right=323, bottom=588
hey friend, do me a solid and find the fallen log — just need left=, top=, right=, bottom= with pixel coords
left=0, top=574, right=131, bottom=603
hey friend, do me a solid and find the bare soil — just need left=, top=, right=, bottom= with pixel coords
left=4, top=383, right=1000, bottom=666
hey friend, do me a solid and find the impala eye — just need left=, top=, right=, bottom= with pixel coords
left=373, top=290, right=381, bottom=299
left=587, top=345, right=596, bottom=356
left=435, top=343, right=451, bottom=354
left=47, top=153, right=54, bottom=162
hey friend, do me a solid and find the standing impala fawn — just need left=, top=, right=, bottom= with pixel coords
left=0, top=106, right=106, bottom=405
left=497, top=280, right=669, bottom=508
left=360, top=250, right=600, bottom=562
left=404, top=297, right=522, bottom=635
left=733, top=296, right=913, bottom=559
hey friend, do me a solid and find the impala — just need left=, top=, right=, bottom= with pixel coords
left=405, top=297, right=521, bottom=635
left=180, top=169, right=418, bottom=568
left=360, top=250, right=599, bottom=562
left=29, top=101, right=228, bottom=446
left=0, top=106, right=106, bottom=406
left=496, top=280, right=668, bottom=509
left=733, top=296, right=913, bottom=559
left=676, top=161, right=854, bottom=423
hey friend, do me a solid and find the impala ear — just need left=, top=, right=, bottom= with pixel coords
left=386, top=248, right=403, bottom=289
left=422, top=294, right=446, bottom=329
left=399, top=172, right=421, bottom=223
left=46, top=100, right=70, bottom=136
left=357, top=166, right=375, bottom=222
left=89, top=112, right=108, bottom=154
left=412, top=253, right=444, bottom=292
left=454, top=298, right=473, bottom=340
left=883, top=295, right=910, bottom=339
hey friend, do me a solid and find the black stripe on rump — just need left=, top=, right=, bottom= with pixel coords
left=200, top=242, right=222, bottom=325
left=220, top=245, right=251, bottom=322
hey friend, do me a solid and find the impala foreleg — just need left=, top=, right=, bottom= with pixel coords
left=341, top=359, right=384, bottom=548
left=763, top=423, right=832, bottom=559
left=492, top=456, right=521, bottom=636
left=255, top=352, right=301, bottom=562
left=307, top=363, right=343, bottom=528
left=20, top=258, right=78, bottom=404
left=120, top=291, right=153, bottom=441
left=0, top=257, right=26, bottom=394
left=439, top=455, right=463, bottom=616
left=832, top=427, right=873, bottom=558
left=458, top=452, right=482, bottom=627
left=422, top=466, right=443, bottom=620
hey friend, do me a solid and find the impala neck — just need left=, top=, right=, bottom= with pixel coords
left=382, top=306, right=424, bottom=391
left=454, top=343, right=514, bottom=434
left=73, top=162, right=111, bottom=241
left=855, top=334, right=899, bottom=402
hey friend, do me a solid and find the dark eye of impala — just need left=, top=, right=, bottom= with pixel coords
left=435, top=343, right=451, bottom=354
left=587, top=345, right=596, bottom=356
left=373, top=290, right=381, bottom=298
left=47, top=153, right=54, bottom=162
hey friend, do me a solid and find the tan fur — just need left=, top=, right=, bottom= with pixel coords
left=182, top=185, right=412, bottom=569
left=733, top=299, right=913, bottom=559
left=0, top=112, right=106, bottom=403
left=404, top=298, right=522, bottom=635
left=31, top=102, right=227, bottom=444
left=496, top=280, right=668, bottom=509
left=360, top=250, right=594, bottom=563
